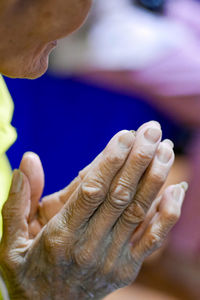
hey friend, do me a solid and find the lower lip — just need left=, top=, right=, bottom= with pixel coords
left=45, top=40, right=58, bottom=54
left=51, top=40, right=58, bottom=47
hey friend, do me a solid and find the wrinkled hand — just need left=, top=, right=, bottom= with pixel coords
left=0, top=121, right=187, bottom=300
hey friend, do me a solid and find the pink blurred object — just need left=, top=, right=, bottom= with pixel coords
left=128, top=0, right=200, bottom=127
left=85, top=0, right=200, bottom=258
left=133, top=0, right=200, bottom=258
left=170, top=132, right=200, bottom=258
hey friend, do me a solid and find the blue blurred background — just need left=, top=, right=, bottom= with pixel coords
left=5, top=74, right=185, bottom=196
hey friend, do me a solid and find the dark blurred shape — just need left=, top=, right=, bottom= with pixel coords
left=134, top=0, right=166, bottom=13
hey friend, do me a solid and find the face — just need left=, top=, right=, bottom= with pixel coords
left=0, top=0, right=92, bottom=79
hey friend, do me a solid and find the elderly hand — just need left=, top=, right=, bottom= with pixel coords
left=0, top=121, right=187, bottom=300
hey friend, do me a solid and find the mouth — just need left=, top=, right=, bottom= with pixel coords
left=34, top=40, right=58, bottom=75
left=47, top=40, right=58, bottom=51
left=50, top=40, right=58, bottom=48
left=42, top=40, right=58, bottom=58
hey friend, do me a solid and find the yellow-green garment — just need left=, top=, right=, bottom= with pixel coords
left=0, top=75, right=17, bottom=238
left=0, top=75, right=16, bottom=299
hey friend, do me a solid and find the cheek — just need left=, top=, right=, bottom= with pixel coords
left=39, top=0, right=92, bottom=41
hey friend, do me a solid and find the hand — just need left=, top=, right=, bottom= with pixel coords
left=0, top=121, right=187, bottom=300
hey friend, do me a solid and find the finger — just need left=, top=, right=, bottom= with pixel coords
left=133, top=139, right=174, bottom=212
left=130, top=196, right=161, bottom=246
left=109, top=139, right=175, bottom=253
left=102, top=195, right=162, bottom=279
left=38, top=133, right=135, bottom=225
left=112, top=183, right=188, bottom=282
left=29, top=164, right=94, bottom=237
left=38, top=177, right=81, bottom=226
left=58, top=130, right=135, bottom=231
left=82, top=121, right=162, bottom=252
left=19, top=152, right=44, bottom=222
left=131, top=182, right=188, bottom=261
left=38, top=155, right=102, bottom=226
left=2, top=170, right=31, bottom=246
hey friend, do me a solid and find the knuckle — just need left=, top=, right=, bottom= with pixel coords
left=42, top=231, right=54, bottom=251
left=163, top=208, right=180, bottom=224
left=2, top=207, right=17, bottom=227
left=105, top=152, right=125, bottom=167
left=102, top=258, right=116, bottom=275
left=78, top=169, right=86, bottom=180
left=81, top=182, right=104, bottom=204
left=108, top=191, right=130, bottom=211
left=151, top=170, right=166, bottom=185
left=42, top=225, right=64, bottom=254
left=2, top=201, right=11, bottom=219
left=0, top=250, right=19, bottom=273
left=136, top=147, right=154, bottom=163
left=74, top=248, right=95, bottom=267
left=147, top=232, right=162, bottom=250
left=111, top=184, right=131, bottom=201
left=122, top=202, right=145, bottom=225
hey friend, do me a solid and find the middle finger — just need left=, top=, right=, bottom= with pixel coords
left=83, top=121, right=162, bottom=248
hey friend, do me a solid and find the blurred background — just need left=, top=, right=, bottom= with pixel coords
left=4, top=0, right=200, bottom=299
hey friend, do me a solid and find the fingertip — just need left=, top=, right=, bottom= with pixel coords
left=118, top=130, right=135, bottom=149
left=20, top=151, right=42, bottom=167
left=160, top=182, right=188, bottom=211
left=162, top=139, right=174, bottom=149
left=156, top=142, right=174, bottom=164
left=171, top=181, right=188, bottom=200
left=20, top=151, right=44, bottom=181
left=137, top=121, right=161, bottom=134
left=180, top=181, right=189, bottom=192
left=19, top=152, right=44, bottom=220
left=106, top=130, right=135, bottom=153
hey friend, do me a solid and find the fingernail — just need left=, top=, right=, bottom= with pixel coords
left=118, top=131, right=134, bottom=149
left=11, top=170, right=23, bottom=193
left=172, top=185, right=182, bottom=201
left=144, top=127, right=161, bottom=143
left=151, top=121, right=161, bottom=128
left=157, top=143, right=172, bottom=163
left=163, top=139, right=174, bottom=149
left=137, top=121, right=161, bottom=133
left=180, top=181, right=189, bottom=192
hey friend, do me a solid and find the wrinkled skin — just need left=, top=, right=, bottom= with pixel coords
left=0, top=0, right=92, bottom=78
left=0, top=1, right=187, bottom=299
left=0, top=121, right=187, bottom=299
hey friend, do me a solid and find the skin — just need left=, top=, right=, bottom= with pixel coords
left=0, top=121, right=187, bottom=299
left=0, top=0, right=92, bottom=78
left=0, top=1, right=187, bottom=299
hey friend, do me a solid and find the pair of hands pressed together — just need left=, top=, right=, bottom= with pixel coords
left=0, top=121, right=187, bottom=300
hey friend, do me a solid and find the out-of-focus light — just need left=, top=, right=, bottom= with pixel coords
left=140, top=0, right=165, bottom=9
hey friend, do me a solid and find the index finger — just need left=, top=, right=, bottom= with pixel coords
left=58, top=130, right=135, bottom=230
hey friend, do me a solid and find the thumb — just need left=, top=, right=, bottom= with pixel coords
left=2, top=170, right=31, bottom=246
left=20, top=152, right=44, bottom=222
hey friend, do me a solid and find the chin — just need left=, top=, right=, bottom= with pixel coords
left=1, top=41, right=56, bottom=79
left=25, top=41, right=57, bottom=79
left=3, top=57, right=49, bottom=79
left=23, top=54, right=49, bottom=79
left=21, top=46, right=53, bottom=79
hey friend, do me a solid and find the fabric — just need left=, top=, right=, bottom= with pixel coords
left=0, top=75, right=16, bottom=238
left=0, top=75, right=16, bottom=300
